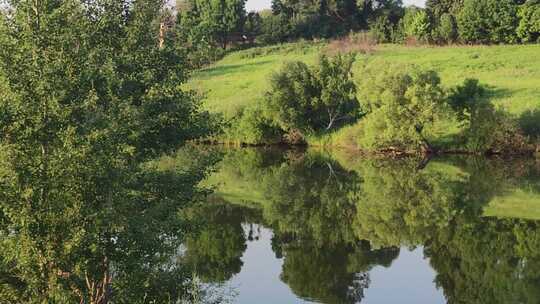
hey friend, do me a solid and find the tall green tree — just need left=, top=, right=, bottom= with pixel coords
left=517, top=0, right=540, bottom=42
left=358, top=0, right=404, bottom=25
left=426, top=0, right=464, bottom=20
left=267, top=0, right=361, bottom=39
left=264, top=54, right=359, bottom=135
left=179, top=0, right=247, bottom=49
left=0, top=0, right=214, bottom=302
left=407, top=10, right=432, bottom=42
left=244, top=11, right=263, bottom=42
left=457, top=0, right=519, bottom=44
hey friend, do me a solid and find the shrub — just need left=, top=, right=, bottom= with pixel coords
left=315, top=54, right=360, bottom=130
left=518, top=109, right=540, bottom=141
left=264, top=61, right=320, bottom=133
left=264, top=54, right=359, bottom=135
left=393, top=6, right=422, bottom=43
left=258, top=12, right=295, bottom=45
left=225, top=103, right=282, bottom=145
left=356, top=64, right=447, bottom=152
left=447, top=78, right=487, bottom=120
left=239, top=106, right=282, bottom=145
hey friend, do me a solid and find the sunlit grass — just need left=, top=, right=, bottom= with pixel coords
left=484, top=189, right=540, bottom=220
left=189, top=42, right=540, bottom=119
left=188, top=42, right=323, bottom=119
left=187, top=42, right=540, bottom=148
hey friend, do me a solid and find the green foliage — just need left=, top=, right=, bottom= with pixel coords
left=0, top=0, right=217, bottom=301
left=428, top=217, right=540, bottom=304
left=179, top=0, right=247, bottom=49
left=263, top=54, right=359, bottom=135
left=426, top=0, right=464, bottom=20
left=263, top=60, right=318, bottom=134
left=463, top=104, right=526, bottom=153
left=244, top=12, right=262, bottom=40
left=269, top=0, right=361, bottom=40
left=434, top=13, right=458, bottom=43
left=356, top=64, right=447, bottom=151
left=447, top=78, right=487, bottom=119
left=448, top=79, right=527, bottom=152
left=0, top=0, right=209, bottom=162
left=176, top=19, right=227, bottom=68
left=190, top=41, right=540, bottom=150
left=517, top=0, right=540, bottom=42
left=407, top=10, right=432, bottom=42
left=258, top=153, right=362, bottom=246
left=393, top=6, right=422, bottom=42
left=175, top=0, right=538, bottom=47
left=225, top=102, right=283, bottom=145
left=281, top=243, right=395, bottom=304
left=457, top=0, right=519, bottom=44
left=369, top=15, right=394, bottom=43
left=182, top=203, right=247, bottom=282
left=519, top=109, right=540, bottom=140
left=425, top=0, right=461, bottom=43
left=258, top=11, right=295, bottom=44
left=352, top=158, right=465, bottom=248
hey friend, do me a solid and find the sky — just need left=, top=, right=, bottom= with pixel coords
left=246, top=0, right=426, bottom=11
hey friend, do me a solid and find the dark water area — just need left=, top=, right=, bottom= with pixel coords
left=182, top=147, right=540, bottom=304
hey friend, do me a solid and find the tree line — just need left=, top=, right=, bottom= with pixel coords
left=175, top=0, right=540, bottom=56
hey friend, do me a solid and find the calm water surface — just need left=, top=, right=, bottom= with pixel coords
left=229, top=226, right=444, bottom=304
left=183, top=147, right=540, bottom=304
left=4, top=146, right=540, bottom=303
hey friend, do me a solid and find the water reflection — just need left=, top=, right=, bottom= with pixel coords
left=2, top=143, right=540, bottom=303
left=190, top=147, right=540, bottom=304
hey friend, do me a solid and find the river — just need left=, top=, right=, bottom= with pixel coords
left=180, top=147, right=540, bottom=304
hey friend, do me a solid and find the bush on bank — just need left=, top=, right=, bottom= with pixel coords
left=218, top=55, right=534, bottom=154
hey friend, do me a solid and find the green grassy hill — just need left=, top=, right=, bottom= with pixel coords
left=189, top=43, right=540, bottom=119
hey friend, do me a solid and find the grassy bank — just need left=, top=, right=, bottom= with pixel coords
left=197, top=147, right=540, bottom=221
left=188, top=42, right=540, bottom=149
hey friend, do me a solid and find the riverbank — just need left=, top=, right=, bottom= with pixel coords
left=188, top=42, right=540, bottom=153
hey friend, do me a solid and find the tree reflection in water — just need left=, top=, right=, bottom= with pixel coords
left=197, top=148, right=540, bottom=304
left=3, top=142, right=540, bottom=303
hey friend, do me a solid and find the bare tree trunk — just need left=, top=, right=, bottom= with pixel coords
left=415, top=125, right=434, bottom=154
left=326, top=110, right=336, bottom=130
left=222, top=36, right=227, bottom=50
left=159, top=22, right=166, bottom=49
left=86, top=256, right=112, bottom=304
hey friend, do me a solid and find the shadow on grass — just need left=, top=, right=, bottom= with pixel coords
left=198, top=60, right=274, bottom=78
left=486, top=86, right=512, bottom=99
